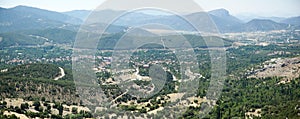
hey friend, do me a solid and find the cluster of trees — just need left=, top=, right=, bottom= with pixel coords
left=178, top=44, right=300, bottom=118
left=0, top=100, right=93, bottom=119
left=183, top=35, right=233, bottom=48
left=0, top=73, right=77, bottom=105
left=21, top=28, right=76, bottom=44
left=0, top=111, right=19, bottom=119
left=96, top=71, right=112, bottom=82
left=181, top=76, right=300, bottom=118
left=0, top=46, right=73, bottom=69
left=0, top=64, right=60, bottom=79
left=96, top=33, right=234, bottom=50
left=0, top=28, right=79, bottom=49
left=226, top=44, right=300, bottom=75
left=0, top=63, right=73, bottom=83
left=0, top=32, right=45, bottom=49
left=138, top=66, right=149, bottom=76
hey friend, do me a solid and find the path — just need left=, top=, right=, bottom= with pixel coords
left=54, top=67, right=65, bottom=80
left=110, top=89, right=128, bottom=103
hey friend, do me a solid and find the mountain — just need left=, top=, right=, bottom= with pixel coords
left=72, top=9, right=125, bottom=24
left=20, top=28, right=77, bottom=44
left=80, top=9, right=168, bottom=28
left=61, top=8, right=293, bottom=33
left=207, top=9, right=243, bottom=32
left=236, top=14, right=286, bottom=23
left=237, top=19, right=288, bottom=32
left=0, top=7, right=61, bottom=32
left=0, top=6, right=81, bottom=32
left=0, top=28, right=84, bottom=49
left=0, top=32, right=46, bottom=49
left=63, top=10, right=91, bottom=21
left=63, top=9, right=197, bottom=32
left=12, top=6, right=82, bottom=24
left=208, top=9, right=242, bottom=23
left=106, top=8, right=244, bottom=33
left=258, top=17, right=286, bottom=23
left=181, top=9, right=243, bottom=33
left=280, top=16, right=300, bottom=26
left=97, top=32, right=233, bottom=50
left=113, top=11, right=164, bottom=26
left=0, top=6, right=296, bottom=34
left=66, top=8, right=243, bottom=33
left=184, top=12, right=221, bottom=32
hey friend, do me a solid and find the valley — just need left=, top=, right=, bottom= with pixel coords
left=0, top=4, right=300, bottom=119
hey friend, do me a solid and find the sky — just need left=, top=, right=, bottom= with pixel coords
left=0, top=0, right=299, bottom=17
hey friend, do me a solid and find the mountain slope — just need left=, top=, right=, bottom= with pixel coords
left=61, top=8, right=292, bottom=33
left=0, top=6, right=81, bottom=33
left=0, top=32, right=46, bottom=49
left=237, top=19, right=288, bottom=32
left=0, top=64, right=60, bottom=79
left=236, top=14, right=286, bottom=23
left=280, top=16, right=300, bottom=25
left=11, top=5, right=82, bottom=24
left=208, top=9, right=243, bottom=32
left=208, top=9, right=242, bottom=24
left=1, top=6, right=294, bottom=34
left=183, top=9, right=243, bottom=33
left=76, top=9, right=243, bottom=33
left=63, top=10, right=91, bottom=21
left=0, top=28, right=79, bottom=49
left=21, top=28, right=77, bottom=44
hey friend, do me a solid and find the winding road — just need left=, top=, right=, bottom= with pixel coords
left=54, top=67, right=65, bottom=80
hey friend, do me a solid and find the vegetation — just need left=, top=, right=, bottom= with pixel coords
left=0, top=63, right=60, bottom=79
left=21, top=28, right=77, bottom=44
left=0, top=28, right=299, bottom=118
left=0, top=46, right=72, bottom=69
left=0, top=32, right=45, bottom=49
left=181, top=77, right=300, bottom=118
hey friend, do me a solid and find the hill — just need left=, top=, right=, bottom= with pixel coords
left=63, top=10, right=91, bottom=21
left=280, top=16, right=300, bottom=26
left=1, top=6, right=295, bottom=33
left=21, top=28, right=77, bottom=44
left=11, top=5, right=82, bottom=24
left=0, top=6, right=81, bottom=33
left=0, top=63, right=71, bottom=80
left=207, top=9, right=243, bottom=32
left=64, top=9, right=242, bottom=33
left=97, top=33, right=233, bottom=50
left=66, top=8, right=292, bottom=33
left=0, top=32, right=46, bottom=49
left=0, top=28, right=78, bottom=49
left=237, top=19, right=288, bottom=32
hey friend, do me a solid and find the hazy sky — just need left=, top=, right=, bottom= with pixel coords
left=0, top=0, right=299, bottom=17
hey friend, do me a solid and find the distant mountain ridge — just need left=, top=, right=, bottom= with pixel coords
left=0, top=5, right=299, bottom=33
left=207, top=9, right=243, bottom=32
left=280, top=16, right=300, bottom=25
left=65, top=8, right=296, bottom=33
left=11, top=5, right=82, bottom=24
left=208, top=8, right=242, bottom=24
left=0, top=6, right=127, bottom=33
left=0, top=6, right=299, bottom=49
left=63, top=10, right=91, bottom=21
left=236, top=19, right=289, bottom=32
left=236, top=14, right=286, bottom=23
left=0, top=6, right=81, bottom=32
